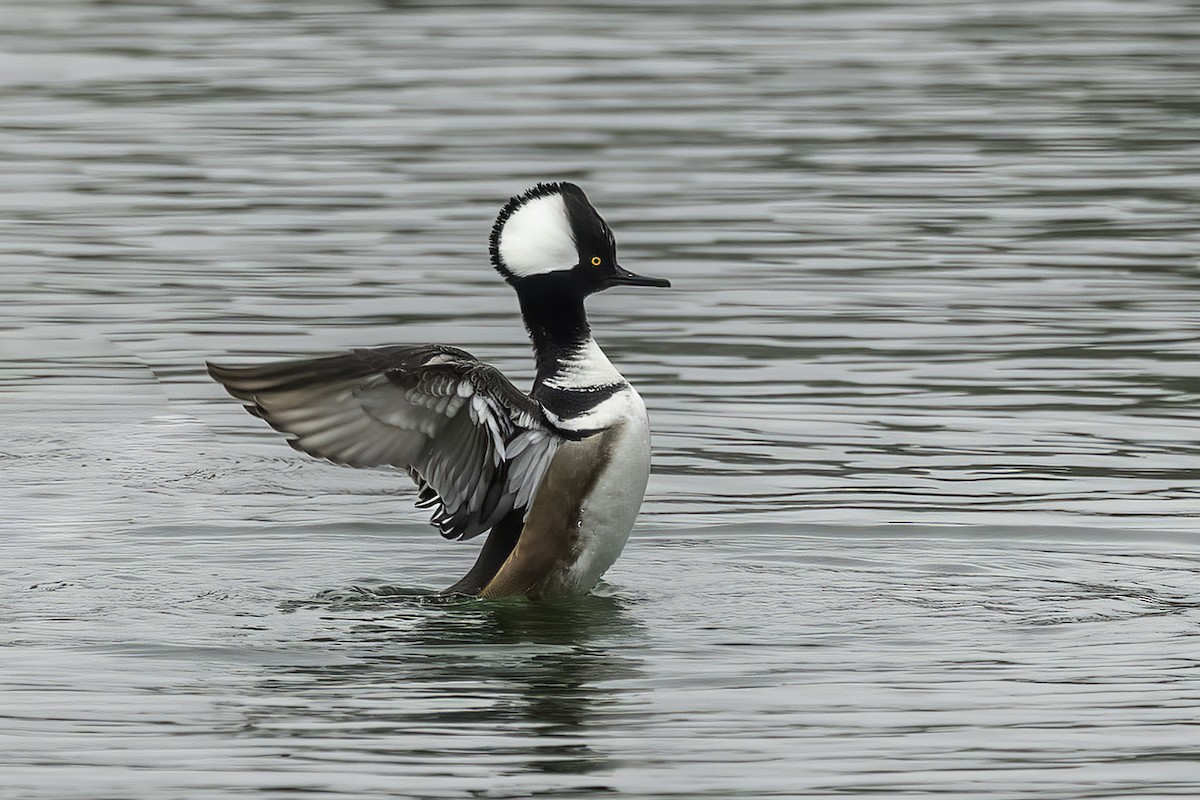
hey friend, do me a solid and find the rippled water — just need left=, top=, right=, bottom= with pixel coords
left=3, top=1, right=1200, bottom=797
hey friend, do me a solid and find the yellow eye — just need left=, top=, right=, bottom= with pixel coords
left=590, top=256, right=602, bottom=267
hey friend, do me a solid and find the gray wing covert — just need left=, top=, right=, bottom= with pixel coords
left=207, top=344, right=560, bottom=540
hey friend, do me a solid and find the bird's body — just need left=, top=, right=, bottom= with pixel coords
left=480, top=394, right=651, bottom=597
left=208, top=183, right=669, bottom=598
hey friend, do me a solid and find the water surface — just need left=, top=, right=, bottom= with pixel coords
left=3, top=1, right=1200, bottom=797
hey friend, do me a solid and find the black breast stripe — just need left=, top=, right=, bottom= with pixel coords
left=535, top=382, right=624, bottom=418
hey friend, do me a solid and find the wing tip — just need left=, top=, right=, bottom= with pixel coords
left=206, top=359, right=261, bottom=402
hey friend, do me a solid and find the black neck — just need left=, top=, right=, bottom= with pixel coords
left=515, top=278, right=591, bottom=390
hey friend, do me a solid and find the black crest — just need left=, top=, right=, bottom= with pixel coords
left=488, top=182, right=616, bottom=281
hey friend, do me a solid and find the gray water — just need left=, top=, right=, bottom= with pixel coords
left=3, top=1, right=1200, bottom=797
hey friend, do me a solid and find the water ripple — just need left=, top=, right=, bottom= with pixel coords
left=3, top=0, right=1200, bottom=797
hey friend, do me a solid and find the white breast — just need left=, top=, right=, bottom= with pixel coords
left=539, top=337, right=638, bottom=433
left=541, top=387, right=652, bottom=595
left=544, top=338, right=625, bottom=389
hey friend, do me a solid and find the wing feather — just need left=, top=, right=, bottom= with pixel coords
left=208, top=344, right=560, bottom=540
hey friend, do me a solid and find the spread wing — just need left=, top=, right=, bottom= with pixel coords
left=207, top=344, right=561, bottom=541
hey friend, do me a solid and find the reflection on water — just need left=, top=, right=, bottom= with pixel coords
left=257, top=593, right=643, bottom=781
left=3, top=0, right=1200, bottom=797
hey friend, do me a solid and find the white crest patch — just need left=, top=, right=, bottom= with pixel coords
left=497, top=192, right=578, bottom=278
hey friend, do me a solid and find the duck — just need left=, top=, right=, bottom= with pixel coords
left=207, top=182, right=670, bottom=598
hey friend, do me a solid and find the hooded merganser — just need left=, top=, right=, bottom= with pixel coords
left=207, top=182, right=670, bottom=598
